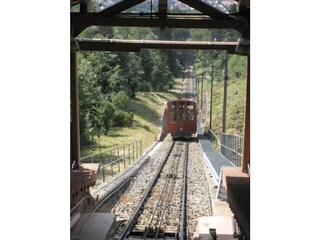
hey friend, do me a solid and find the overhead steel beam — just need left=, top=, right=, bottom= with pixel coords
left=76, top=38, right=238, bottom=53
left=100, top=0, right=145, bottom=14
left=178, top=0, right=225, bottom=16
left=71, top=13, right=244, bottom=37
left=159, top=0, right=167, bottom=15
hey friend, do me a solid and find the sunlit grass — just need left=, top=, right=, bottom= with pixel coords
left=80, top=84, right=180, bottom=157
left=207, top=78, right=247, bottom=136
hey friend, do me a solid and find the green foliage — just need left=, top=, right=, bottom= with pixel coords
left=228, top=55, right=247, bottom=80
left=113, top=111, right=134, bottom=127
left=77, top=25, right=244, bottom=149
left=111, top=91, right=129, bottom=110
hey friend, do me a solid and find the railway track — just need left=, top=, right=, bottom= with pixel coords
left=117, top=140, right=188, bottom=239
left=74, top=135, right=214, bottom=240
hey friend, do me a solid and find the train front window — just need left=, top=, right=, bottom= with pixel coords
left=187, top=104, right=194, bottom=110
left=187, top=113, right=194, bottom=120
left=170, top=113, right=176, bottom=120
left=171, top=103, right=177, bottom=110
left=178, top=102, right=185, bottom=109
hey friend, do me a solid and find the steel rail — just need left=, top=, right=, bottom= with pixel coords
left=75, top=154, right=151, bottom=239
left=154, top=143, right=182, bottom=239
left=143, top=144, right=180, bottom=239
left=179, top=141, right=189, bottom=240
left=75, top=177, right=134, bottom=240
left=118, top=141, right=176, bottom=240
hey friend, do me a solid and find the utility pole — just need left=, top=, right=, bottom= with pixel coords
left=196, top=76, right=199, bottom=104
left=209, top=64, right=214, bottom=130
left=201, top=73, right=204, bottom=109
left=222, top=53, right=228, bottom=134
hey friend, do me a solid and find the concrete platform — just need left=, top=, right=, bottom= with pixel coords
left=194, top=216, right=236, bottom=240
left=221, top=166, right=249, bottom=191
left=197, top=134, right=234, bottom=184
left=71, top=213, right=115, bottom=240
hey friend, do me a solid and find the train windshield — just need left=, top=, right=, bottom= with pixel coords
left=187, top=103, right=194, bottom=110
left=178, top=103, right=185, bottom=109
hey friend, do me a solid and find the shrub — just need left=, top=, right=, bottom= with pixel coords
left=113, top=110, right=134, bottom=127
left=111, top=91, right=129, bottom=110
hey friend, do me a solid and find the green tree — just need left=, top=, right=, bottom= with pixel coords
left=111, top=91, right=129, bottom=110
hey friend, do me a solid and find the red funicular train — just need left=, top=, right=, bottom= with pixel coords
left=165, top=99, right=197, bottom=139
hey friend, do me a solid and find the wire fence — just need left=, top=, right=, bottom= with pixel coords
left=220, top=133, right=243, bottom=167
left=80, top=140, right=142, bottom=185
left=206, top=129, right=221, bottom=152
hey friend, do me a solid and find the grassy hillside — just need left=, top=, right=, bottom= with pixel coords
left=204, top=78, right=247, bottom=136
left=80, top=79, right=182, bottom=157
left=80, top=76, right=246, bottom=157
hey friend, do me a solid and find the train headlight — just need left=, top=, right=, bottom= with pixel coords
left=180, top=127, right=184, bottom=131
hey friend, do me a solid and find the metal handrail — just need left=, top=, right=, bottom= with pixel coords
left=206, top=129, right=221, bottom=151
left=100, top=156, right=125, bottom=169
left=220, top=143, right=242, bottom=157
left=220, top=133, right=243, bottom=167
left=80, top=140, right=141, bottom=162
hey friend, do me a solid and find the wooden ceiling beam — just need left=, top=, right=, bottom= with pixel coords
left=99, top=0, right=146, bottom=14
left=178, top=0, right=225, bottom=16
left=71, top=13, right=244, bottom=37
left=76, top=38, right=238, bottom=53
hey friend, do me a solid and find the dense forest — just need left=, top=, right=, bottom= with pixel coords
left=77, top=25, right=247, bottom=147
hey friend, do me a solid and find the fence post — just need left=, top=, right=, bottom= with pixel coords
left=140, top=140, right=142, bottom=156
left=136, top=141, right=138, bottom=159
left=111, top=164, right=113, bottom=177
left=133, top=143, right=135, bottom=162
left=128, top=144, right=131, bottom=164
left=123, top=146, right=126, bottom=167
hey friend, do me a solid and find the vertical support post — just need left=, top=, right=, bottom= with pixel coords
left=103, top=167, right=105, bottom=182
left=123, top=146, right=126, bottom=167
left=209, top=64, right=214, bottom=130
left=136, top=141, right=138, bottom=159
left=128, top=144, right=131, bottom=164
left=140, top=140, right=142, bottom=156
left=196, top=77, right=199, bottom=104
left=201, top=73, right=204, bottom=109
left=133, top=143, right=135, bottom=162
left=222, top=53, right=228, bottom=134
left=242, top=56, right=250, bottom=173
left=221, top=54, right=228, bottom=156
left=71, top=37, right=80, bottom=170
left=111, top=163, right=113, bottom=177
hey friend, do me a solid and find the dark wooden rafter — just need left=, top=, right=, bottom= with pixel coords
left=77, top=38, right=238, bottom=53
left=80, top=0, right=91, bottom=13
left=71, top=0, right=246, bottom=37
left=71, top=0, right=79, bottom=7
left=178, top=0, right=225, bottom=16
left=159, top=0, right=167, bottom=15
left=99, top=0, right=145, bottom=14
left=71, top=13, right=244, bottom=37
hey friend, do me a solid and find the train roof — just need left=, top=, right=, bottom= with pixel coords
left=167, top=99, right=196, bottom=103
